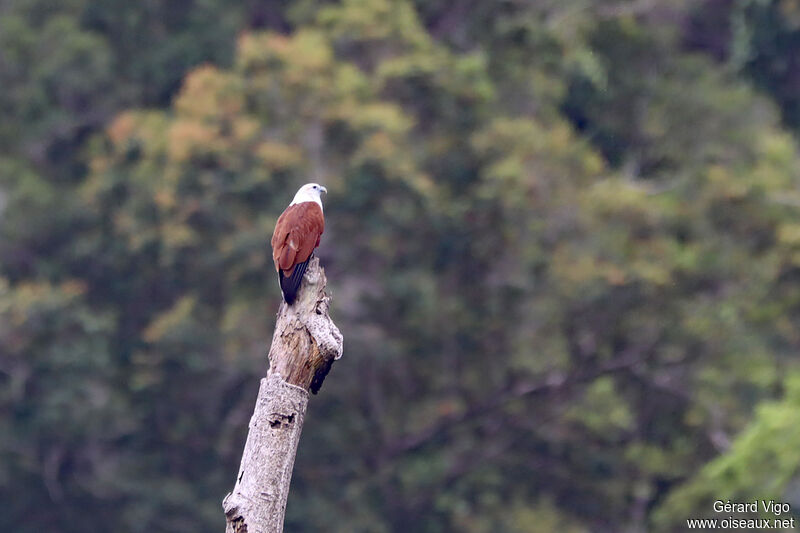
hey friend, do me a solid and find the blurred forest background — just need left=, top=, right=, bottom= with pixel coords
left=3, top=0, right=800, bottom=531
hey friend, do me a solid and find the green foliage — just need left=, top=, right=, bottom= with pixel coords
left=653, top=373, right=800, bottom=530
left=3, top=1, right=800, bottom=532
left=732, top=0, right=800, bottom=132
left=686, top=0, right=800, bottom=135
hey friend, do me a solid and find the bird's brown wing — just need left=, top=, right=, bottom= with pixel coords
left=271, top=201, right=325, bottom=275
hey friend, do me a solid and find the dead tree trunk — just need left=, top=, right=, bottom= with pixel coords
left=223, top=257, right=343, bottom=533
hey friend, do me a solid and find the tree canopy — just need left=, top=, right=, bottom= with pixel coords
left=2, top=1, right=800, bottom=532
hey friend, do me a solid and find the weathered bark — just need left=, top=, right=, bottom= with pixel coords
left=223, top=257, right=343, bottom=533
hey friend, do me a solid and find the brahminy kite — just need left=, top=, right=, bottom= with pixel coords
left=271, top=183, right=326, bottom=304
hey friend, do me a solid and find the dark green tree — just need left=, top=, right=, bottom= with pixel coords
left=3, top=1, right=800, bottom=532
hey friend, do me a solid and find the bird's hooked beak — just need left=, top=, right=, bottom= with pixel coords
left=320, top=186, right=328, bottom=195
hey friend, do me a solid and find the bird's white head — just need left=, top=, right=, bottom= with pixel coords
left=290, top=183, right=327, bottom=209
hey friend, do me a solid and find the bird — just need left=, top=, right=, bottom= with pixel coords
left=271, top=183, right=326, bottom=304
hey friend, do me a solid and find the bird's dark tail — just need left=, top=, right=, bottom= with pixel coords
left=279, top=257, right=311, bottom=305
